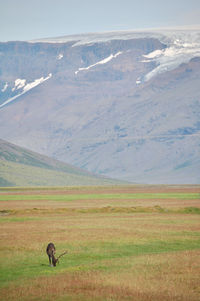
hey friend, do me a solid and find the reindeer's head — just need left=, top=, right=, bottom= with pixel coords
left=52, top=255, right=59, bottom=266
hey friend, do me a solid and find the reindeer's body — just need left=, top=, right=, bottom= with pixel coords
left=46, top=242, right=68, bottom=267
left=46, top=242, right=58, bottom=266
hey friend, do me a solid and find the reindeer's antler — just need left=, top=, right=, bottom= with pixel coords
left=57, top=251, right=68, bottom=260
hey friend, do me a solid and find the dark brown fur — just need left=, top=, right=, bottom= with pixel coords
left=46, top=242, right=58, bottom=266
left=46, top=243, right=68, bottom=267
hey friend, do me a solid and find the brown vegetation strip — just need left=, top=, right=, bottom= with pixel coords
left=1, top=206, right=200, bottom=216
left=1, top=184, right=200, bottom=195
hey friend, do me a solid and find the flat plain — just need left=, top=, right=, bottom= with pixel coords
left=0, top=185, right=200, bottom=301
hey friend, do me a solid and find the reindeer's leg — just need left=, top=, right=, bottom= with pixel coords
left=48, top=255, right=52, bottom=266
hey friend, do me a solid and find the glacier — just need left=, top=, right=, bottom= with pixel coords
left=142, top=37, right=200, bottom=81
left=32, top=27, right=200, bottom=82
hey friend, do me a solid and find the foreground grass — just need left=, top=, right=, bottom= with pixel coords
left=0, top=185, right=200, bottom=300
left=2, top=250, right=200, bottom=301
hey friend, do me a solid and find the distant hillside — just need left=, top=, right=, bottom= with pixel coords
left=0, top=139, right=124, bottom=186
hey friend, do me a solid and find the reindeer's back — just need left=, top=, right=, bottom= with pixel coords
left=46, top=242, right=56, bottom=256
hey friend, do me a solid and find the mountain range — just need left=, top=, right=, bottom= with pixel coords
left=0, top=28, right=200, bottom=184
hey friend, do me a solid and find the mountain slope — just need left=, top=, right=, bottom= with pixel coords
left=0, top=139, right=123, bottom=186
left=0, top=29, right=200, bottom=184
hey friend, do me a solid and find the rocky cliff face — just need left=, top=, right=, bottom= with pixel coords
left=0, top=37, right=163, bottom=103
left=0, top=30, right=199, bottom=183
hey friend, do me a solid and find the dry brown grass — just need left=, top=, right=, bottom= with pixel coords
left=1, top=250, right=200, bottom=301
left=1, top=184, right=199, bottom=195
left=1, top=211, right=200, bottom=251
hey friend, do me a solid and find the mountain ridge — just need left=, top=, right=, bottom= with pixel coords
left=0, top=29, right=199, bottom=184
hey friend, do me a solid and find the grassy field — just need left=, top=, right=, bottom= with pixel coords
left=0, top=185, right=200, bottom=300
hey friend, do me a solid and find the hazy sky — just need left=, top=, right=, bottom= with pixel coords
left=1, top=0, right=200, bottom=41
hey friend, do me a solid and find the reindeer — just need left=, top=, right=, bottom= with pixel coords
left=46, top=242, right=68, bottom=267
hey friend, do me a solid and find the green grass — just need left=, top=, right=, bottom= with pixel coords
left=0, top=192, right=199, bottom=201
left=1, top=238, right=200, bottom=286
left=0, top=216, right=41, bottom=222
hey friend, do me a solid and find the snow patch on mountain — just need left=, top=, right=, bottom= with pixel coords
left=75, top=52, right=122, bottom=74
left=12, top=79, right=26, bottom=91
left=142, top=49, right=163, bottom=60
left=57, top=53, right=63, bottom=60
left=23, top=74, right=52, bottom=92
left=0, top=74, right=52, bottom=109
left=136, top=79, right=141, bottom=85
left=1, top=82, right=8, bottom=92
